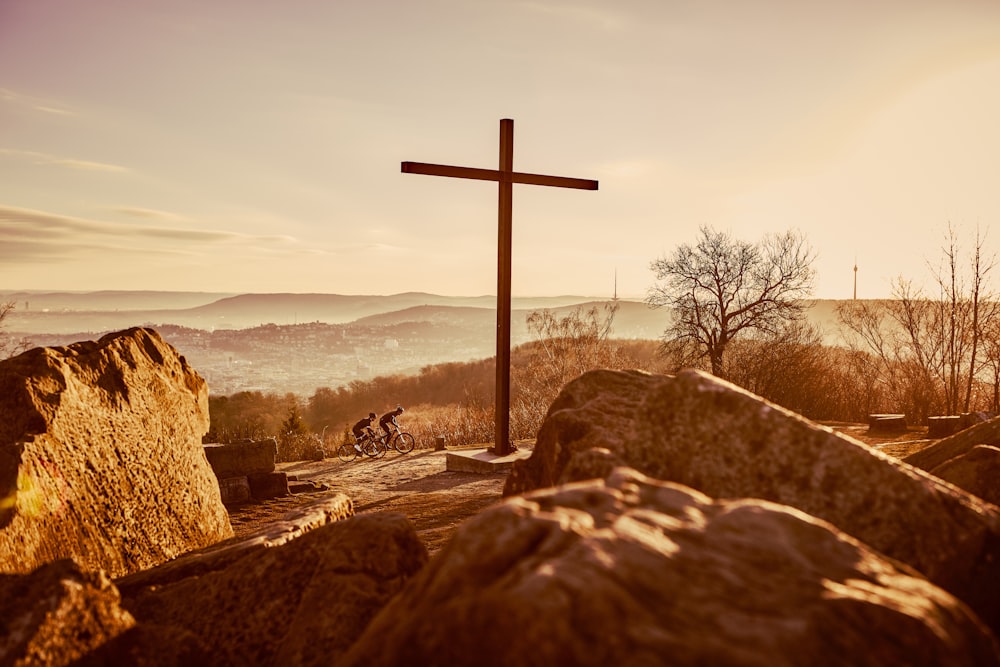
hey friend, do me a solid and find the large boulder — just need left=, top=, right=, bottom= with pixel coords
left=0, top=496, right=359, bottom=667
left=119, top=511, right=427, bottom=667
left=0, top=328, right=232, bottom=578
left=343, top=468, right=1000, bottom=667
left=505, top=369, right=1000, bottom=633
left=0, top=558, right=137, bottom=667
left=905, top=415, right=1000, bottom=472
left=114, top=494, right=354, bottom=592
left=928, top=445, right=1000, bottom=507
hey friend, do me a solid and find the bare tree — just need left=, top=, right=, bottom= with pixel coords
left=517, top=302, right=624, bottom=399
left=646, top=226, right=816, bottom=378
left=513, top=302, right=626, bottom=435
left=0, top=300, right=32, bottom=360
left=836, top=224, right=999, bottom=419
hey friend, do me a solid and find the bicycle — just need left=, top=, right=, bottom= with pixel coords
left=378, top=423, right=416, bottom=454
left=336, top=432, right=387, bottom=462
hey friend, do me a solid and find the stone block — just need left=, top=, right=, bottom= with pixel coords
left=928, top=415, right=962, bottom=438
left=218, top=476, right=251, bottom=505
left=203, top=439, right=277, bottom=478
left=247, top=471, right=289, bottom=500
left=868, top=413, right=907, bottom=432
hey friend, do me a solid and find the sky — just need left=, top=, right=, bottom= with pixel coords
left=2, top=0, right=1000, bottom=300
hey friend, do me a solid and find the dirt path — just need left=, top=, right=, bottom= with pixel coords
left=227, top=446, right=519, bottom=555
left=227, top=426, right=936, bottom=557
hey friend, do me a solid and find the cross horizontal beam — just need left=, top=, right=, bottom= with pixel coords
left=401, top=161, right=598, bottom=191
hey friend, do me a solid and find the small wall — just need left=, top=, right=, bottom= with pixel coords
left=204, top=439, right=286, bottom=505
left=868, top=414, right=907, bottom=433
left=204, top=439, right=277, bottom=477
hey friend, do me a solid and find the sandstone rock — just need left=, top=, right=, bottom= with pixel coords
left=928, top=415, right=962, bottom=438
left=905, top=414, right=1000, bottom=472
left=929, top=445, right=1000, bottom=507
left=505, top=369, right=1000, bottom=633
left=71, top=623, right=211, bottom=667
left=115, top=494, right=354, bottom=594
left=0, top=559, right=136, bottom=666
left=344, top=468, right=1000, bottom=667
left=217, top=476, right=251, bottom=505
left=0, top=328, right=232, bottom=578
left=246, top=471, right=289, bottom=500
left=119, top=511, right=426, bottom=667
left=868, top=413, right=907, bottom=432
left=203, top=439, right=277, bottom=478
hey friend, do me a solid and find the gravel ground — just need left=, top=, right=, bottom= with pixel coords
left=226, top=426, right=936, bottom=556
left=227, top=444, right=523, bottom=556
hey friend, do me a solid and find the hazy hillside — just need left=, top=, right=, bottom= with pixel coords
left=2, top=291, right=614, bottom=335
left=1, top=290, right=236, bottom=311
left=5, top=292, right=855, bottom=397
left=4, top=290, right=849, bottom=345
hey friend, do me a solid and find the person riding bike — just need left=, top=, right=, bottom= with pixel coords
left=378, top=405, right=404, bottom=441
left=351, top=412, right=378, bottom=453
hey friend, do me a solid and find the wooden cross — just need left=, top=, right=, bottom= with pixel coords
left=402, top=118, right=598, bottom=456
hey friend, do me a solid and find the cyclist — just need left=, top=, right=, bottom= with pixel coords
left=378, top=405, right=404, bottom=441
left=351, top=412, right=378, bottom=453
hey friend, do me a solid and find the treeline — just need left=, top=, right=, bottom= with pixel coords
left=207, top=296, right=1000, bottom=447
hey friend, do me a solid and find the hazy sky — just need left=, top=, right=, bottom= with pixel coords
left=2, top=0, right=999, bottom=299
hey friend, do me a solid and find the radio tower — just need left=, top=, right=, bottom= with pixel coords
left=613, top=269, right=618, bottom=302
left=853, top=260, right=858, bottom=300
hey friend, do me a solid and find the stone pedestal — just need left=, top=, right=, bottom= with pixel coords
left=204, top=440, right=284, bottom=503
left=868, top=414, right=907, bottom=433
left=445, top=446, right=532, bottom=474
left=928, top=415, right=962, bottom=438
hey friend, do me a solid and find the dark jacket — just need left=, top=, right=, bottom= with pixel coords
left=352, top=417, right=374, bottom=437
left=379, top=412, right=399, bottom=432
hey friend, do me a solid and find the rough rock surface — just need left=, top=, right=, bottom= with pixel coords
left=929, top=445, right=1000, bottom=507
left=115, top=494, right=354, bottom=595
left=0, top=558, right=136, bottom=667
left=203, top=439, right=277, bottom=478
left=120, top=511, right=426, bottom=667
left=505, top=369, right=1000, bottom=633
left=344, top=468, right=1000, bottom=667
left=905, top=416, right=1000, bottom=472
left=0, top=328, right=232, bottom=578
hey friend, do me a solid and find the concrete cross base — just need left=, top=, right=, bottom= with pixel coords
left=446, top=445, right=532, bottom=474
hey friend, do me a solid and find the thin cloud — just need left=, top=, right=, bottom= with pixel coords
left=112, top=206, right=193, bottom=222
left=0, top=149, right=129, bottom=173
left=0, top=88, right=75, bottom=116
left=48, top=158, right=129, bottom=173
left=33, top=105, right=75, bottom=116
left=0, top=205, right=297, bottom=259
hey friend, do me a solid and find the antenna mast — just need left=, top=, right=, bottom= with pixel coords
left=853, top=259, right=858, bottom=300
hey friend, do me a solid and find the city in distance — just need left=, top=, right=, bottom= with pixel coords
left=2, top=290, right=843, bottom=398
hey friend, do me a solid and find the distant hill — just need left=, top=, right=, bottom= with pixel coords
left=2, top=290, right=849, bottom=344
left=2, top=291, right=614, bottom=335
left=0, top=290, right=236, bottom=311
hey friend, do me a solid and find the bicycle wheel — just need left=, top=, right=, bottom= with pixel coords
left=363, top=439, right=386, bottom=458
left=392, top=432, right=415, bottom=454
left=337, top=444, right=358, bottom=463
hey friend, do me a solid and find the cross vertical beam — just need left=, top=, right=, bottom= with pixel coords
left=496, top=119, right=513, bottom=456
left=401, top=119, right=598, bottom=457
